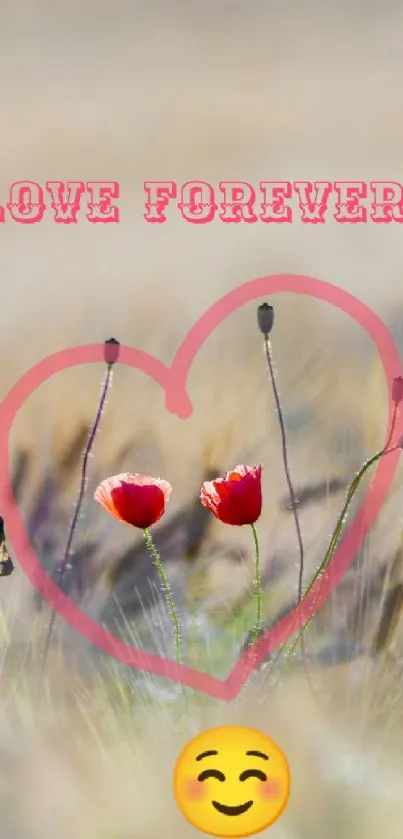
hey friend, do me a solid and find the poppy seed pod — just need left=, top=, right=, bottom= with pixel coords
left=257, top=303, right=274, bottom=337
left=104, top=337, right=120, bottom=366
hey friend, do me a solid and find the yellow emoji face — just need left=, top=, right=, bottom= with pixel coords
left=173, top=725, right=290, bottom=838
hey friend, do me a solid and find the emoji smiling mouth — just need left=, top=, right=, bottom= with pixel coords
left=212, top=800, right=253, bottom=816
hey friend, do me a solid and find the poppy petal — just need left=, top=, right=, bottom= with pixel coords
left=94, top=472, right=172, bottom=529
left=200, top=464, right=262, bottom=526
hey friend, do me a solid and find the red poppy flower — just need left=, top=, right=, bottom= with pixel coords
left=94, top=472, right=172, bottom=529
left=200, top=464, right=263, bottom=526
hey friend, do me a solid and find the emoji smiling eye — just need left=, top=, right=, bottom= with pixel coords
left=239, top=769, right=268, bottom=782
left=197, top=769, right=226, bottom=782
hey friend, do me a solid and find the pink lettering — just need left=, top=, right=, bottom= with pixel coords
left=86, top=181, right=119, bottom=223
left=179, top=181, right=216, bottom=224
left=7, top=181, right=46, bottom=224
left=333, top=181, right=367, bottom=223
left=219, top=181, right=257, bottom=222
left=294, top=181, right=332, bottom=223
left=260, top=182, right=292, bottom=222
left=143, top=181, right=176, bottom=223
left=370, top=181, right=403, bottom=222
left=46, top=181, right=85, bottom=223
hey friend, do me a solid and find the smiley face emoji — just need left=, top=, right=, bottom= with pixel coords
left=173, top=725, right=290, bottom=838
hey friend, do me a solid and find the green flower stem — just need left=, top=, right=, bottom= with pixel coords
left=264, top=415, right=399, bottom=686
left=143, top=528, right=181, bottom=667
left=250, top=522, right=262, bottom=651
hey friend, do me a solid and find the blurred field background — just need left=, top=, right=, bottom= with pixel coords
left=2, top=0, right=403, bottom=837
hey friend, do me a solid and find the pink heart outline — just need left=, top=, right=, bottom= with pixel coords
left=0, top=274, right=402, bottom=701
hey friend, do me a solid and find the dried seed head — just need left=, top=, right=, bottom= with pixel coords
left=257, top=303, right=274, bottom=337
left=104, top=338, right=120, bottom=366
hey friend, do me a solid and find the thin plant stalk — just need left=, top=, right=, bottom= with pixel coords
left=250, top=522, right=262, bottom=650
left=295, top=405, right=399, bottom=640
left=264, top=336, right=305, bottom=602
left=264, top=405, right=400, bottom=686
left=261, top=331, right=315, bottom=693
left=143, top=528, right=181, bottom=668
left=41, top=363, right=114, bottom=678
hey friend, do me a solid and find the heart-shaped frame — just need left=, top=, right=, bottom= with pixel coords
left=0, top=274, right=402, bottom=701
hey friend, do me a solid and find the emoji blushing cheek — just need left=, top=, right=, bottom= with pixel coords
left=184, top=778, right=206, bottom=801
left=260, top=779, right=282, bottom=799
